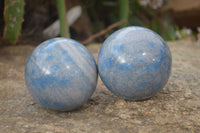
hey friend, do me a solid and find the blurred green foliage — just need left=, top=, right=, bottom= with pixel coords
left=1, top=0, right=178, bottom=43
left=83, top=0, right=177, bottom=41
left=129, top=0, right=177, bottom=41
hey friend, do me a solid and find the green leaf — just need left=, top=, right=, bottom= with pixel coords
left=3, top=0, right=25, bottom=44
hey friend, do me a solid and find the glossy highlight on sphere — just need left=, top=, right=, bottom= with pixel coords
left=25, top=38, right=98, bottom=111
left=98, top=26, right=172, bottom=100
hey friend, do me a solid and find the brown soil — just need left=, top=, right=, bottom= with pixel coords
left=0, top=41, right=200, bottom=133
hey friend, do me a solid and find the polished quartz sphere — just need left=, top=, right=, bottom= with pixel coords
left=98, top=26, right=172, bottom=100
left=25, top=38, right=98, bottom=111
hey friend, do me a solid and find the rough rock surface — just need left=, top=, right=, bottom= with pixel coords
left=0, top=41, right=200, bottom=132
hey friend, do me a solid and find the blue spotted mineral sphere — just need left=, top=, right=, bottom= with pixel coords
left=25, top=38, right=98, bottom=111
left=98, top=26, right=172, bottom=100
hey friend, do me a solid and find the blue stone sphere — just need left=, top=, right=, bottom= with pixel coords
left=25, top=38, right=98, bottom=111
left=98, top=26, right=172, bottom=101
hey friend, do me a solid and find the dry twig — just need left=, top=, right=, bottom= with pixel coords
left=81, top=21, right=125, bottom=45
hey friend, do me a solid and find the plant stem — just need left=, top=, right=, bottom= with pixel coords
left=118, top=0, right=129, bottom=27
left=56, top=0, right=70, bottom=38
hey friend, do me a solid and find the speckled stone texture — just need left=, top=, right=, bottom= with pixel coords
left=98, top=26, right=172, bottom=100
left=25, top=38, right=98, bottom=111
